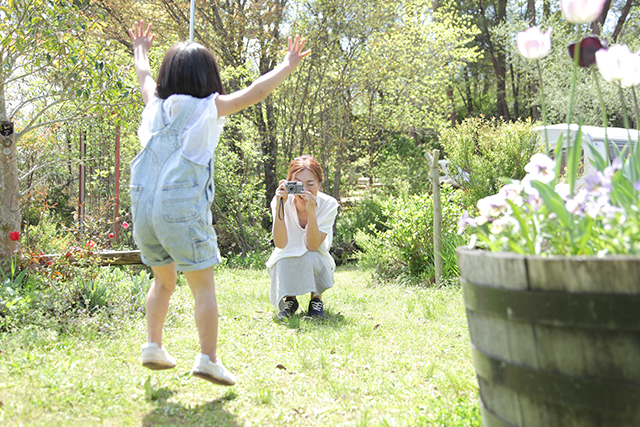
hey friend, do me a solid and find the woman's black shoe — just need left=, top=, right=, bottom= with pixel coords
left=278, top=297, right=299, bottom=319
left=308, top=298, right=325, bottom=318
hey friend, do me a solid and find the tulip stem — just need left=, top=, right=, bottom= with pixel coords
left=536, top=61, right=549, bottom=155
left=594, top=72, right=610, bottom=166
left=565, top=43, right=581, bottom=166
left=618, top=84, right=631, bottom=131
left=632, top=86, right=640, bottom=174
left=566, top=44, right=580, bottom=128
left=632, top=86, right=640, bottom=133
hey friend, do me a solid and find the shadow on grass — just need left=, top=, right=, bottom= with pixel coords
left=142, top=389, right=241, bottom=427
left=274, top=307, right=350, bottom=330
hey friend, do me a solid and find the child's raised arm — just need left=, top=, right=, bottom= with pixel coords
left=216, top=35, right=311, bottom=117
left=128, top=20, right=157, bottom=105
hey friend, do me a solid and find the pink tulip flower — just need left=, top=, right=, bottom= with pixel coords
left=517, top=27, right=552, bottom=60
left=122, top=222, right=129, bottom=229
left=595, top=45, right=637, bottom=86
left=561, top=0, right=606, bottom=24
left=621, top=51, right=640, bottom=88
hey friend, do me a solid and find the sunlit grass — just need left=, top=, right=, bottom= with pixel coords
left=0, top=266, right=480, bottom=426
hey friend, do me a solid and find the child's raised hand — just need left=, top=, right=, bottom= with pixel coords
left=128, top=20, right=156, bottom=53
left=283, top=35, right=311, bottom=69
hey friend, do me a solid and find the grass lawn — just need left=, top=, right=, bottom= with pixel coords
left=0, top=266, right=480, bottom=426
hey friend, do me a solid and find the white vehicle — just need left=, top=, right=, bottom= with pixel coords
left=534, top=124, right=640, bottom=185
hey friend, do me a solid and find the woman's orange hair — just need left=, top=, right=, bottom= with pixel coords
left=286, top=155, right=324, bottom=184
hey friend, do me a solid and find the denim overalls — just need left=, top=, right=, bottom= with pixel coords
left=130, top=97, right=221, bottom=271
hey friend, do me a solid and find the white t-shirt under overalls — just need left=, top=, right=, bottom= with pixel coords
left=138, top=94, right=225, bottom=165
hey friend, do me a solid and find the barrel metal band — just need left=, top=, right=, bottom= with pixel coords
left=461, top=278, right=640, bottom=330
left=471, top=346, right=640, bottom=415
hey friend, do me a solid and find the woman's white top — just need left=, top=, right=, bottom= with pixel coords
left=266, top=192, right=339, bottom=269
left=137, top=93, right=225, bottom=165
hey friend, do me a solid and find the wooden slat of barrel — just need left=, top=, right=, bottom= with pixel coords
left=457, top=247, right=640, bottom=427
left=527, top=256, right=640, bottom=293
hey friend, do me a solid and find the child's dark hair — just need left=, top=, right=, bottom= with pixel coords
left=156, top=42, right=225, bottom=99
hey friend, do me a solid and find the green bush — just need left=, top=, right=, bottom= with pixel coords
left=355, top=184, right=467, bottom=284
left=222, top=250, right=271, bottom=269
left=438, top=117, right=542, bottom=209
left=369, top=134, right=433, bottom=195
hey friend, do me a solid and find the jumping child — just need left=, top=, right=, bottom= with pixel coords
left=128, top=20, right=310, bottom=386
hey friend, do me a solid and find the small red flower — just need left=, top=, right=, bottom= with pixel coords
left=122, top=222, right=129, bottom=229
left=109, top=232, right=115, bottom=239
left=86, top=240, right=96, bottom=249
left=9, top=231, right=19, bottom=241
left=65, top=251, right=72, bottom=260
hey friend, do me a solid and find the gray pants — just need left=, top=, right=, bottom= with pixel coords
left=269, top=251, right=334, bottom=311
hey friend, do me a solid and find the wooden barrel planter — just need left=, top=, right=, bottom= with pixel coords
left=456, top=247, right=640, bottom=427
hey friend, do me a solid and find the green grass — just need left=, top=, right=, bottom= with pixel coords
left=0, top=266, right=480, bottom=426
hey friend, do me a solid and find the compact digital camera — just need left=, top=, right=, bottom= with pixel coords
left=285, top=181, right=304, bottom=194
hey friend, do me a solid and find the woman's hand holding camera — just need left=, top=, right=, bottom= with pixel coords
left=300, top=190, right=317, bottom=215
left=275, top=180, right=288, bottom=202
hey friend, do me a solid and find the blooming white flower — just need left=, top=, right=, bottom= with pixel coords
left=566, top=189, right=590, bottom=216
left=516, top=27, right=552, bottom=60
left=620, top=51, right=640, bottom=88
left=499, top=182, right=525, bottom=206
left=524, top=153, right=556, bottom=183
left=477, top=193, right=508, bottom=219
left=585, top=170, right=612, bottom=197
left=561, top=0, right=606, bottom=24
left=596, top=45, right=637, bottom=85
left=555, top=183, right=571, bottom=201
left=490, top=216, right=516, bottom=235
left=604, top=157, right=623, bottom=179
left=457, top=210, right=477, bottom=235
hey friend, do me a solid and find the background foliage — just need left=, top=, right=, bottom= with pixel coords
left=1, top=0, right=639, bottom=283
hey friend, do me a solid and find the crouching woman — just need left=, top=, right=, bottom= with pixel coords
left=266, top=155, right=339, bottom=319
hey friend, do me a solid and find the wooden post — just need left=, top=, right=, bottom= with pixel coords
left=114, top=124, right=120, bottom=244
left=78, top=130, right=86, bottom=234
left=426, top=150, right=442, bottom=285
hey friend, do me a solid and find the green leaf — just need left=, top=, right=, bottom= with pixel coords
left=530, top=180, right=574, bottom=231
left=553, top=133, right=564, bottom=186
left=584, top=140, right=606, bottom=171
left=567, top=125, right=583, bottom=197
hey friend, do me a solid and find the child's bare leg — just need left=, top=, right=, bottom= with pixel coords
left=183, top=267, right=218, bottom=361
left=147, top=264, right=177, bottom=347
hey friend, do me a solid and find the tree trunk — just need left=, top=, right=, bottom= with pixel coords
left=510, top=62, right=519, bottom=119
left=264, top=98, right=278, bottom=209
left=526, top=0, right=536, bottom=25
left=479, top=0, right=510, bottom=120
left=0, top=73, right=20, bottom=259
left=612, top=0, right=634, bottom=42
left=447, top=87, right=457, bottom=126
left=591, top=0, right=612, bottom=35
left=332, top=139, right=343, bottom=201
left=543, top=0, right=550, bottom=20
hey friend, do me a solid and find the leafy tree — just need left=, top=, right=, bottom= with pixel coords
left=0, top=0, right=128, bottom=257
left=276, top=0, right=478, bottom=197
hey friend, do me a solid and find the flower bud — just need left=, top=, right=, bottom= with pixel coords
left=517, top=27, right=552, bottom=60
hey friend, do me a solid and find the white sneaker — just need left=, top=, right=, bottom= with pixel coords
left=141, top=342, right=177, bottom=370
left=192, top=354, right=237, bottom=386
